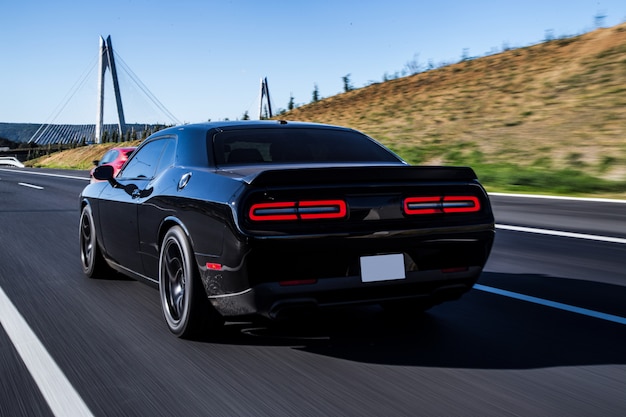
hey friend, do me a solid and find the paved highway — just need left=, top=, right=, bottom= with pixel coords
left=1, top=167, right=625, bottom=416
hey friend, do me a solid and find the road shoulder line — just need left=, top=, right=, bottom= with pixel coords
left=496, top=224, right=626, bottom=244
left=489, top=192, right=626, bottom=204
left=474, top=284, right=626, bottom=326
left=0, top=168, right=89, bottom=181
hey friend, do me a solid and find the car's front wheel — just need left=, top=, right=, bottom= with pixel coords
left=159, top=226, right=223, bottom=338
left=79, top=204, right=111, bottom=278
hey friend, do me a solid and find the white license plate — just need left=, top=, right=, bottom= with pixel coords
left=360, top=254, right=406, bottom=282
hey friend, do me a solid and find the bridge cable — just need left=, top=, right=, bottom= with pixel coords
left=29, top=54, right=99, bottom=144
left=113, top=52, right=181, bottom=125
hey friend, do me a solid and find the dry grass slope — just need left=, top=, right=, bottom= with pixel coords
left=278, top=23, right=626, bottom=194
left=28, top=141, right=140, bottom=170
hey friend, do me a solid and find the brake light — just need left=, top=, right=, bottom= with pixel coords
left=441, top=196, right=481, bottom=213
left=248, top=202, right=297, bottom=221
left=402, top=197, right=441, bottom=215
left=298, top=200, right=347, bottom=219
left=404, top=196, right=480, bottom=215
left=249, top=200, right=347, bottom=221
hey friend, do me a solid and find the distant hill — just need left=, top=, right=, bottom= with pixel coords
left=277, top=23, right=626, bottom=183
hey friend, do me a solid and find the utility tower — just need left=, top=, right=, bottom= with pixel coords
left=259, top=77, right=272, bottom=119
left=95, top=35, right=126, bottom=144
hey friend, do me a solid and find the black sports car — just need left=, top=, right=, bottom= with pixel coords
left=79, top=121, right=494, bottom=338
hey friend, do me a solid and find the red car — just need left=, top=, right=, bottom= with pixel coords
left=90, top=147, right=136, bottom=183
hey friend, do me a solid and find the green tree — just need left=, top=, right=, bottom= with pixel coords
left=312, top=84, right=319, bottom=102
left=288, top=94, right=295, bottom=110
left=342, top=74, right=354, bottom=92
left=242, top=111, right=250, bottom=120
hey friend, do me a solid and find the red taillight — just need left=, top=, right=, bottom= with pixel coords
left=403, top=197, right=441, bottom=215
left=249, top=200, right=347, bottom=222
left=441, top=196, right=481, bottom=213
left=206, top=262, right=222, bottom=271
left=249, top=202, right=298, bottom=221
left=404, top=196, right=481, bottom=215
left=298, top=200, right=347, bottom=220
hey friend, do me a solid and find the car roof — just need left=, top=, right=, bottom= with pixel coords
left=152, top=120, right=354, bottom=137
left=141, top=121, right=389, bottom=169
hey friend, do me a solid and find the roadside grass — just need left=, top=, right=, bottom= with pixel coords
left=391, top=146, right=626, bottom=197
left=472, top=164, right=626, bottom=195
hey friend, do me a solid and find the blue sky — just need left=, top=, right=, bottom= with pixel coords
left=1, top=0, right=624, bottom=125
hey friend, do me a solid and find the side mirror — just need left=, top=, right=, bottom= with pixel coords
left=92, top=160, right=100, bottom=166
left=93, top=164, right=114, bottom=181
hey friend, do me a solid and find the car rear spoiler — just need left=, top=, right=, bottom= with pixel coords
left=249, top=166, right=478, bottom=187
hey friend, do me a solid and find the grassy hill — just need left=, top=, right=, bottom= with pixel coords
left=27, top=141, right=140, bottom=170
left=29, top=23, right=626, bottom=197
left=276, top=23, right=626, bottom=196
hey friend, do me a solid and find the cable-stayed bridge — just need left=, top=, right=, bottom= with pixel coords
left=28, top=36, right=180, bottom=146
left=28, top=123, right=158, bottom=146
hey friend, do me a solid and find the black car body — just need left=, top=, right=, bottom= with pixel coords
left=79, top=121, right=494, bottom=338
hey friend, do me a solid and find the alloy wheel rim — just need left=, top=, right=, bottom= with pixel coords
left=163, top=240, right=186, bottom=322
left=80, top=213, right=93, bottom=268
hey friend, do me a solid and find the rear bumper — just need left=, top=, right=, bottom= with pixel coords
left=198, top=223, right=494, bottom=319
left=208, top=265, right=483, bottom=319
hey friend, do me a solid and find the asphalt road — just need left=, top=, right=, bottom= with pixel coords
left=1, top=167, right=625, bottom=417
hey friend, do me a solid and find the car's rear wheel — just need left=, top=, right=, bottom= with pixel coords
left=159, top=226, right=223, bottom=338
left=79, top=204, right=111, bottom=278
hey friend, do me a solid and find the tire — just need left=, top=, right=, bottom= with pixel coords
left=159, top=226, right=223, bottom=339
left=79, top=204, right=111, bottom=278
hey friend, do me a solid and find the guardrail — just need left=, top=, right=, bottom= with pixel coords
left=0, top=157, right=25, bottom=168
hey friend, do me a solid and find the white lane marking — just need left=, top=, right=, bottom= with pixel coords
left=0, top=168, right=89, bottom=181
left=0, top=286, right=95, bottom=417
left=489, top=192, right=626, bottom=204
left=474, top=284, right=626, bottom=326
left=18, top=182, right=44, bottom=190
left=496, top=224, right=626, bottom=245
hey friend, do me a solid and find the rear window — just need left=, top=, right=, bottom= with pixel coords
left=212, top=128, right=401, bottom=166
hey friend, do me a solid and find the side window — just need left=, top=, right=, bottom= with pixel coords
left=119, top=139, right=171, bottom=179
left=156, top=139, right=176, bottom=173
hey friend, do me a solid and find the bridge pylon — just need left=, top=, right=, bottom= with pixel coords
left=95, top=35, right=126, bottom=144
left=258, top=77, right=272, bottom=119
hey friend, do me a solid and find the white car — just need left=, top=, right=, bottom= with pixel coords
left=0, top=157, right=25, bottom=168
